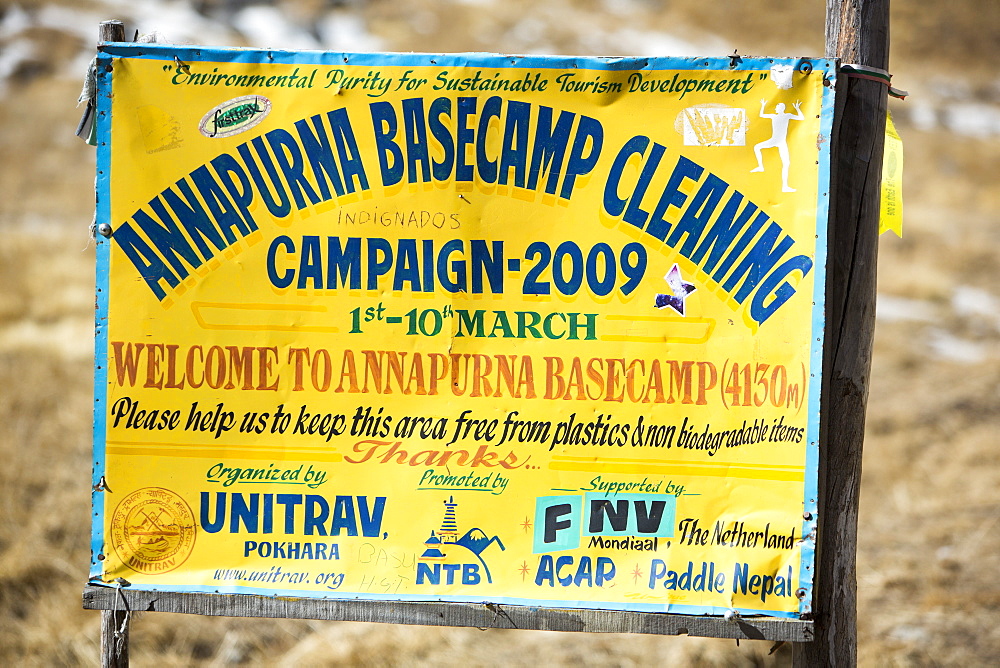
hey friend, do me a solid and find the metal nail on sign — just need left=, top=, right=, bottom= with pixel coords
left=198, top=95, right=271, bottom=138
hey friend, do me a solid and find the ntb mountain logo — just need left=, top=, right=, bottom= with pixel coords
left=415, top=496, right=505, bottom=586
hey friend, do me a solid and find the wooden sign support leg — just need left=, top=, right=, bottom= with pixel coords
left=101, top=609, right=130, bottom=668
left=97, top=18, right=129, bottom=668
left=795, top=1, right=889, bottom=665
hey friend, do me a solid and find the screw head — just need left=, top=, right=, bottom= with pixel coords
left=98, top=223, right=113, bottom=237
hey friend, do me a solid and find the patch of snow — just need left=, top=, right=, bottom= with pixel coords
left=905, top=101, right=938, bottom=132
left=35, top=5, right=100, bottom=40
left=117, top=0, right=238, bottom=46
left=507, top=17, right=548, bottom=50
left=876, top=295, right=936, bottom=323
left=940, top=102, right=1000, bottom=138
left=0, top=317, right=92, bottom=360
left=406, top=10, right=438, bottom=37
left=926, top=329, right=991, bottom=364
left=889, top=625, right=927, bottom=644
left=602, top=0, right=650, bottom=17
left=602, top=27, right=720, bottom=57
left=0, top=37, right=35, bottom=91
left=0, top=4, right=31, bottom=41
left=952, top=285, right=1000, bottom=331
left=232, top=5, right=319, bottom=50
left=316, top=11, right=384, bottom=52
left=952, top=285, right=999, bottom=318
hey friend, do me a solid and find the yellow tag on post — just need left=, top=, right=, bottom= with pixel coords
left=879, top=111, right=903, bottom=236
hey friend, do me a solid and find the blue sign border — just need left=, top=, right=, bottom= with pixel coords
left=91, top=44, right=833, bottom=620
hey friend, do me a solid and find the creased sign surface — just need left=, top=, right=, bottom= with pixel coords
left=92, top=46, right=833, bottom=618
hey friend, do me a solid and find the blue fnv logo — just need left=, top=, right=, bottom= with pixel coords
left=416, top=496, right=505, bottom=585
left=534, top=492, right=675, bottom=553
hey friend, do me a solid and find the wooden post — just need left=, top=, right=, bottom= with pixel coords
left=99, top=19, right=125, bottom=45
left=96, top=21, right=129, bottom=667
left=794, top=1, right=889, bottom=665
left=101, top=607, right=129, bottom=668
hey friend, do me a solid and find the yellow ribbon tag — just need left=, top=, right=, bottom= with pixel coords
left=879, top=110, right=903, bottom=236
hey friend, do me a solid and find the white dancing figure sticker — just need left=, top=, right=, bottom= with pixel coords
left=751, top=99, right=804, bottom=192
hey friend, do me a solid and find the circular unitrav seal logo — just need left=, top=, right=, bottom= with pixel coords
left=111, top=487, right=196, bottom=575
left=199, top=95, right=271, bottom=138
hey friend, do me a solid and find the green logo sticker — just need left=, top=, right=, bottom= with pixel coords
left=199, top=95, right=271, bottom=138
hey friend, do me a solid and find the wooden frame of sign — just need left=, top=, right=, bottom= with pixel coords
left=84, top=584, right=812, bottom=641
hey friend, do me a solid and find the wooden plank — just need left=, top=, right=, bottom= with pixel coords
left=793, top=1, right=889, bottom=665
left=84, top=585, right=813, bottom=642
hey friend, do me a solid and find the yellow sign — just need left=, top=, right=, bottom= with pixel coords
left=880, top=110, right=904, bottom=237
left=92, top=48, right=834, bottom=618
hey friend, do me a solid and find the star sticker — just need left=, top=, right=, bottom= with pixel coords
left=520, top=517, right=533, bottom=533
left=654, top=264, right=696, bottom=315
left=518, top=560, right=532, bottom=580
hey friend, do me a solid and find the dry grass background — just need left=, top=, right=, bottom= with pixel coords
left=1, top=0, right=999, bottom=665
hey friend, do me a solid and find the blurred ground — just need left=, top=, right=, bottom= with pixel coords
left=1, top=0, right=999, bottom=665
